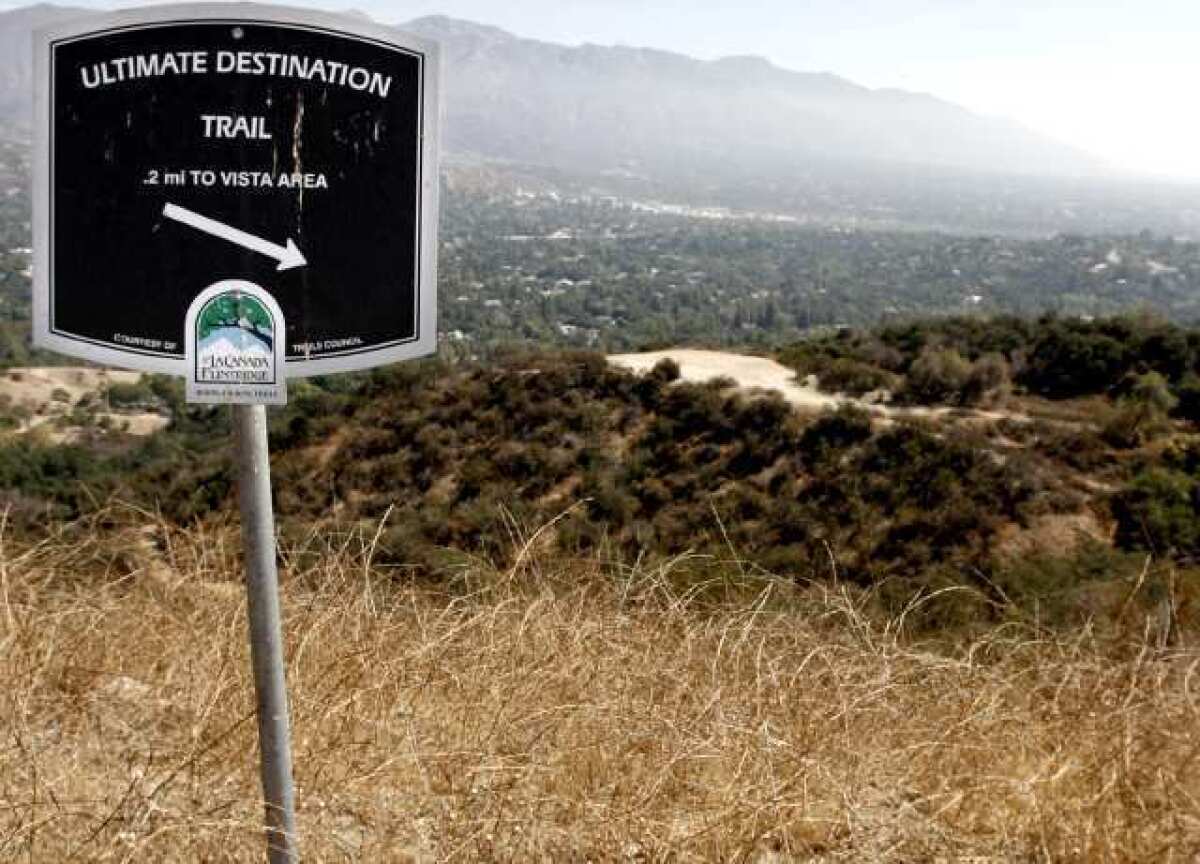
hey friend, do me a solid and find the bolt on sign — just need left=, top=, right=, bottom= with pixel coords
left=33, top=3, right=441, bottom=402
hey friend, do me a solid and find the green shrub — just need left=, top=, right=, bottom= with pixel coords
left=963, top=352, right=1012, bottom=406
left=799, top=406, right=873, bottom=462
left=1022, top=328, right=1128, bottom=399
left=986, top=543, right=1142, bottom=627
left=1113, top=467, right=1200, bottom=557
left=105, top=380, right=155, bottom=408
left=899, top=347, right=972, bottom=405
left=650, top=357, right=681, bottom=383
left=1172, top=373, right=1200, bottom=424
left=816, top=358, right=897, bottom=396
left=1032, top=425, right=1111, bottom=472
left=1102, top=371, right=1177, bottom=448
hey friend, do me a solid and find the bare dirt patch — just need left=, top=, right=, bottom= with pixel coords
left=609, top=350, right=1033, bottom=428
left=1, top=366, right=135, bottom=407
left=0, top=367, right=168, bottom=440
left=996, top=510, right=1114, bottom=559
left=609, top=349, right=843, bottom=411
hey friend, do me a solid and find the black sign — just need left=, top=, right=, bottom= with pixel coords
left=34, top=6, right=440, bottom=376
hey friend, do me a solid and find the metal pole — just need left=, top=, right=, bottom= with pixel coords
left=232, top=403, right=299, bottom=863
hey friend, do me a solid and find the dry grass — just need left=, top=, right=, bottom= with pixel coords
left=2, top=508, right=1200, bottom=862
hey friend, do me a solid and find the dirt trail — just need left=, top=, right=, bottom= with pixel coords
left=1, top=367, right=137, bottom=405
left=609, top=349, right=1032, bottom=425
left=609, top=349, right=844, bottom=411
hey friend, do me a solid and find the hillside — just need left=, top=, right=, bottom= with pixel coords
left=4, top=314, right=1200, bottom=631
left=2, top=319, right=1200, bottom=857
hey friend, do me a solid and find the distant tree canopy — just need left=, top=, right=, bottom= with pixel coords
left=4, top=184, right=1200, bottom=366
left=430, top=188, right=1200, bottom=355
left=783, top=313, right=1200, bottom=408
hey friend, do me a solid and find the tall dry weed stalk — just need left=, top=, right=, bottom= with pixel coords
left=0, top=504, right=1198, bottom=861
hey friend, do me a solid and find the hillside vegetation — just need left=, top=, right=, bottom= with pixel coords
left=0, top=314, right=1199, bottom=635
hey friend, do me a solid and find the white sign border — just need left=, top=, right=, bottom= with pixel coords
left=33, top=2, right=441, bottom=378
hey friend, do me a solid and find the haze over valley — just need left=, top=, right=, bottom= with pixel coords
left=0, top=3, right=1197, bottom=240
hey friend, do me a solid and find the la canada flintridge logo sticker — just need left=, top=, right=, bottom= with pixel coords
left=185, top=281, right=287, bottom=404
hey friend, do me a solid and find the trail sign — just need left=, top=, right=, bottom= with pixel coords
left=33, top=3, right=440, bottom=379
left=32, top=7, right=442, bottom=861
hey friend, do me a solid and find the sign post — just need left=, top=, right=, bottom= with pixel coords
left=233, top=402, right=298, bottom=862
left=33, top=5, right=440, bottom=859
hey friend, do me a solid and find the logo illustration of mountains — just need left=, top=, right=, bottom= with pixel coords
left=195, top=291, right=277, bottom=384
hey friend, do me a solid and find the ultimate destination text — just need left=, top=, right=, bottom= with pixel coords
left=79, top=50, right=394, bottom=98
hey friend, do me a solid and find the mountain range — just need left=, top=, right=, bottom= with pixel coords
left=0, top=3, right=1100, bottom=185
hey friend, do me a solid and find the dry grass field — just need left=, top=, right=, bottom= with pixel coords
left=2, top=508, right=1200, bottom=862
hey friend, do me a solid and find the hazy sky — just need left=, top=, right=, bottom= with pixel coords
left=12, top=0, right=1198, bottom=181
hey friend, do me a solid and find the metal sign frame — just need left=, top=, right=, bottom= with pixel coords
left=33, top=2, right=441, bottom=378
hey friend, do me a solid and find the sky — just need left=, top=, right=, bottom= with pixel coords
left=11, top=0, right=1199, bottom=181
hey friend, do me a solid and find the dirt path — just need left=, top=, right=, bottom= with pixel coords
left=609, top=349, right=845, bottom=411
left=609, top=349, right=1032, bottom=425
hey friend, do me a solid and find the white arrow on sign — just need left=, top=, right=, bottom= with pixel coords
left=162, top=203, right=308, bottom=271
